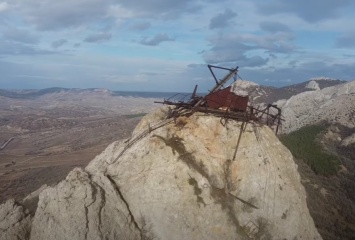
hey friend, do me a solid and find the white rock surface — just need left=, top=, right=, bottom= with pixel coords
left=30, top=168, right=141, bottom=240
left=305, top=80, right=320, bottom=90
left=231, top=79, right=258, bottom=97
left=0, top=199, right=31, bottom=240
left=28, top=108, right=321, bottom=240
left=276, top=80, right=355, bottom=133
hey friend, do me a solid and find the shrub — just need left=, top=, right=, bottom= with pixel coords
left=279, top=125, right=340, bottom=175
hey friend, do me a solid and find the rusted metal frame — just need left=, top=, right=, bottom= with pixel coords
left=208, top=65, right=219, bottom=85
left=193, top=66, right=238, bottom=109
left=190, top=85, right=198, bottom=101
left=208, top=64, right=236, bottom=72
left=207, top=64, right=236, bottom=84
left=266, top=104, right=282, bottom=134
left=154, top=100, right=194, bottom=109
left=233, top=119, right=247, bottom=161
left=252, top=106, right=268, bottom=119
left=220, top=108, right=229, bottom=126
left=220, top=98, right=235, bottom=126
left=193, top=107, right=248, bottom=122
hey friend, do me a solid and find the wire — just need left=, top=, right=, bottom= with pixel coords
left=237, top=74, right=244, bottom=81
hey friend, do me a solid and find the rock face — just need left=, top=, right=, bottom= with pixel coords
left=1, top=108, right=321, bottom=240
left=305, top=80, right=320, bottom=90
left=0, top=199, right=31, bottom=240
left=275, top=80, right=355, bottom=133
left=231, top=80, right=259, bottom=97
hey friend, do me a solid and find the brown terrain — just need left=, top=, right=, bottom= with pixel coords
left=0, top=88, right=159, bottom=203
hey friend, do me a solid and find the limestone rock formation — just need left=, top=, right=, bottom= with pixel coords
left=231, top=79, right=259, bottom=97
left=0, top=199, right=31, bottom=240
left=275, top=80, right=355, bottom=133
left=305, top=80, right=320, bottom=90
left=1, top=108, right=321, bottom=240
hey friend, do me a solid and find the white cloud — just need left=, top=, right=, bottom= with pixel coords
left=12, top=0, right=113, bottom=30
left=0, top=2, right=9, bottom=12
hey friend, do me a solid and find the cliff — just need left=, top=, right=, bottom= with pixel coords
left=0, top=108, right=321, bottom=240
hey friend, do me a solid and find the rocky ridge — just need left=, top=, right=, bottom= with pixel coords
left=233, top=78, right=347, bottom=105
left=0, top=108, right=321, bottom=240
left=275, top=80, right=355, bottom=133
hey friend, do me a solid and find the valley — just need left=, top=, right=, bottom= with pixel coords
left=0, top=89, right=159, bottom=203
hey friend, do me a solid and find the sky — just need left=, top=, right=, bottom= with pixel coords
left=1, top=0, right=355, bottom=92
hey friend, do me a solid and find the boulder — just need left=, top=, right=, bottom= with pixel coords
left=29, top=109, right=321, bottom=240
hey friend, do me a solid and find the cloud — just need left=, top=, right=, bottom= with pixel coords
left=129, top=22, right=151, bottom=31
left=0, top=2, right=9, bottom=12
left=202, top=37, right=269, bottom=67
left=0, top=40, right=53, bottom=55
left=139, top=33, right=174, bottom=46
left=241, top=60, right=355, bottom=86
left=2, top=26, right=39, bottom=44
left=84, top=32, right=112, bottom=43
left=259, top=21, right=290, bottom=33
left=209, top=9, right=237, bottom=29
left=256, top=0, right=354, bottom=23
left=12, top=0, right=113, bottom=31
left=51, top=39, right=68, bottom=48
left=111, top=0, right=202, bottom=19
left=336, top=32, right=355, bottom=48
left=202, top=31, right=295, bottom=66
left=204, top=51, right=269, bottom=67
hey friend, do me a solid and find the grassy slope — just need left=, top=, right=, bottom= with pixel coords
left=279, top=125, right=340, bottom=175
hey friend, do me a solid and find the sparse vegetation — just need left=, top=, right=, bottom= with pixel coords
left=279, top=124, right=340, bottom=175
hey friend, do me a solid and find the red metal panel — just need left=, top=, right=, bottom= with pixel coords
left=205, top=87, right=248, bottom=111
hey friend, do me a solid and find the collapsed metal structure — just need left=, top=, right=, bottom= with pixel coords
left=155, top=65, right=283, bottom=134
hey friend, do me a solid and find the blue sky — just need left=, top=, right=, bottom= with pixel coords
left=1, top=0, right=355, bottom=92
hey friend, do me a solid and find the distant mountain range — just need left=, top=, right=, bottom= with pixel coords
left=0, top=78, right=347, bottom=101
left=0, top=87, right=184, bottom=100
left=0, top=88, right=113, bottom=99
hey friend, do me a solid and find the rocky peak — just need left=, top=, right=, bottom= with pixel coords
left=305, top=80, right=320, bottom=90
left=0, top=108, right=321, bottom=240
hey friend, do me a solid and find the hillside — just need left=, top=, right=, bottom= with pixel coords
left=280, top=124, right=355, bottom=239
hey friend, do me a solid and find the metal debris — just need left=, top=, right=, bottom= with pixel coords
left=155, top=64, right=283, bottom=134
